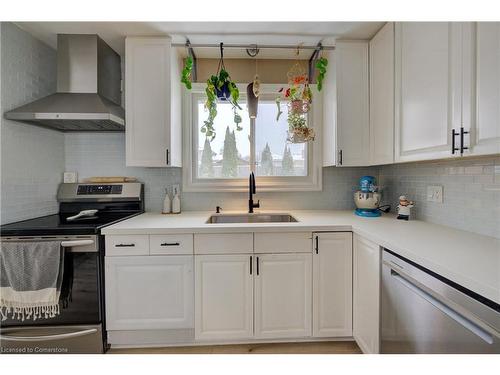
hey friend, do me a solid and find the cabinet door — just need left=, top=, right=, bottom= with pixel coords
left=395, top=23, right=463, bottom=162
left=125, top=37, right=172, bottom=167
left=473, top=22, right=500, bottom=156
left=335, top=41, right=370, bottom=166
left=312, top=232, right=352, bottom=337
left=370, top=23, right=395, bottom=165
left=353, top=234, right=380, bottom=354
left=105, top=255, right=193, bottom=330
left=195, top=255, right=253, bottom=341
left=254, top=253, right=312, bottom=339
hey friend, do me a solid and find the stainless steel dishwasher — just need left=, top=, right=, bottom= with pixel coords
left=381, top=249, right=500, bottom=353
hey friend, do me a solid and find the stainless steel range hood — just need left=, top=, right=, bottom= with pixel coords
left=4, top=34, right=125, bottom=131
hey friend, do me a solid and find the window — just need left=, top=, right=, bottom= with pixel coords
left=183, top=84, right=322, bottom=192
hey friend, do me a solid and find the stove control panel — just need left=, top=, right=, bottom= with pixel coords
left=77, top=185, right=123, bottom=195
left=58, top=182, right=143, bottom=203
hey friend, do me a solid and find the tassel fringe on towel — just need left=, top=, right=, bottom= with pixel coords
left=0, top=301, right=60, bottom=322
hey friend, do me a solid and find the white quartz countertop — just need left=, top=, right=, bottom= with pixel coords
left=102, top=210, right=500, bottom=305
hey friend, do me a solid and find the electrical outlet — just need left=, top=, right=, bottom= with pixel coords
left=427, top=185, right=443, bottom=203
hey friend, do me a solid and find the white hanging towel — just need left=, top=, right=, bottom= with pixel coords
left=0, top=241, right=64, bottom=321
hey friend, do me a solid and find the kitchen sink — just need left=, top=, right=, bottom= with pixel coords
left=206, top=213, right=298, bottom=224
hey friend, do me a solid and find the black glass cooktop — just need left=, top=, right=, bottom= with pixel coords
left=0, top=212, right=141, bottom=237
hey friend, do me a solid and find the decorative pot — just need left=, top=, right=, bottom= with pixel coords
left=216, top=82, right=231, bottom=101
left=287, top=127, right=315, bottom=143
left=246, top=82, right=259, bottom=119
left=288, top=99, right=310, bottom=115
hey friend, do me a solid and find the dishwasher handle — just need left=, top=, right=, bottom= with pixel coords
left=391, top=270, right=496, bottom=344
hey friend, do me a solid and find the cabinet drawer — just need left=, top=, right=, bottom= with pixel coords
left=150, top=234, right=193, bottom=255
left=106, top=235, right=149, bottom=256
left=254, top=232, right=312, bottom=253
left=194, top=233, right=253, bottom=254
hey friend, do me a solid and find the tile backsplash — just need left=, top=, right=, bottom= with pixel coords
left=64, top=133, right=375, bottom=213
left=0, top=22, right=64, bottom=225
left=379, top=156, right=500, bottom=239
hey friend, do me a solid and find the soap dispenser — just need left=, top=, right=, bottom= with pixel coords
left=162, top=188, right=171, bottom=214
left=172, top=185, right=181, bottom=214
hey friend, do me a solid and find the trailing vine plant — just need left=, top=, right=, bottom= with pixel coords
left=181, top=56, right=194, bottom=90
left=201, top=43, right=242, bottom=140
left=315, top=57, right=328, bottom=91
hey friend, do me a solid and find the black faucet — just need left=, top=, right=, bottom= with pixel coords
left=248, top=172, right=260, bottom=213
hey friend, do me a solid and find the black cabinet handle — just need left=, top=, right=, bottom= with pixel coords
left=339, top=150, right=343, bottom=165
left=256, top=256, right=259, bottom=276
left=160, top=242, right=180, bottom=247
left=315, top=236, right=319, bottom=254
left=166, top=149, right=170, bottom=165
left=460, top=127, right=469, bottom=154
left=250, top=256, right=253, bottom=275
left=115, top=243, right=135, bottom=247
left=452, top=129, right=459, bottom=154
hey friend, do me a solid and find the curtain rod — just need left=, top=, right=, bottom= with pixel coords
left=171, top=42, right=335, bottom=51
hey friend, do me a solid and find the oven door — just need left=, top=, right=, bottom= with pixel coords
left=0, top=237, right=104, bottom=353
left=0, top=324, right=103, bottom=354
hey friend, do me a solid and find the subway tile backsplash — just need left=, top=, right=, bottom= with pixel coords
left=0, top=22, right=63, bottom=225
left=379, top=156, right=500, bottom=239
left=64, top=133, right=375, bottom=213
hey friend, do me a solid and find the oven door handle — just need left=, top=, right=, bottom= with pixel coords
left=60, top=239, right=94, bottom=247
left=0, top=328, right=98, bottom=342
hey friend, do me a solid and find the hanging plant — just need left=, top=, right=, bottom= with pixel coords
left=181, top=56, right=194, bottom=90
left=315, top=57, right=328, bottom=91
left=276, top=57, right=315, bottom=143
left=201, top=43, right=242, bottom=141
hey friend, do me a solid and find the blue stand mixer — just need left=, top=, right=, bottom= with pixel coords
left=354, top=176, right=381, bottom=217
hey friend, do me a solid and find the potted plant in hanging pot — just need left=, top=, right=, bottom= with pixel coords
left=201, top=43, right=243, bottom=140
left=286, top=112, right=315, bottom=143
left=277, top=68, right=315, bottom=143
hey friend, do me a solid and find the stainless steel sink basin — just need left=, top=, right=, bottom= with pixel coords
left=206, top=213, right=298, bottom=224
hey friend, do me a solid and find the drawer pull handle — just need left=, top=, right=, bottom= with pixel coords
left=115, top=243, right=135, bottom=247
left=160, top=242, right=180, bottom=247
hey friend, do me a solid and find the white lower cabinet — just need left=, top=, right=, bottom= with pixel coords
left=106, top=231, right=371, bottom=347
left=254, top=253, right=312, bottom=339
left=353, top=234, right=381, bottom=354
left=105, top=255, right=193, bottom=330
left=194, top=254, right=253, bottom=341
left=312, top=232, right=353, bottom=337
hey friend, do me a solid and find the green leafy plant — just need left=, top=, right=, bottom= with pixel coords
left=202, top=68, right=242, bottom=141
left=315, top=57, right=328, bottom=91
left=181, top=56, right=193, bottom=90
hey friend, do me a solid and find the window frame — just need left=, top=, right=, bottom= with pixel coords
left=182, top=83, right=322, bottom=192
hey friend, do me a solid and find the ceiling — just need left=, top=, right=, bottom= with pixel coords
left=16, top=22, right=385, bottom=59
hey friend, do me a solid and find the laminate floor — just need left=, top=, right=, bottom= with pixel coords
left=109, top=341, right=362, bottom=354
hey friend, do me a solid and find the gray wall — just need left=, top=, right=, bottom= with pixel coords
left=64, top=132, right=374, bottom=212
left=0, top=22, right=64, bottom=225
left=379, top=156, right=500, bottom=239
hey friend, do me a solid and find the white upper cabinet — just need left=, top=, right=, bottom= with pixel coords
left=125, top=37, right=182, bottom=167
left=370, top=23, right=395, bottom=165
left=254, top=253, right=312, bottom=339
left=312, top=232, right=352, bottom=337
left=472, top=22, right=500, bottom=156
left=395, top=23, right=470, bottom=162
left=323, top=41, right=370, bottom=167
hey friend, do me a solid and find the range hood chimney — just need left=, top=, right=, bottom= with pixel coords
left=4, top=34, right=125, bottom=131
